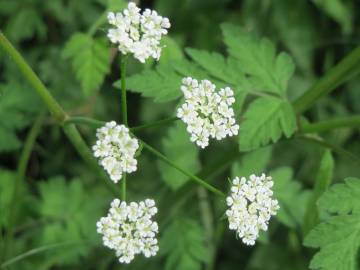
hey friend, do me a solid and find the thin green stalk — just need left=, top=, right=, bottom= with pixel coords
left=197, top=187, right=216, bottom=270
left=62, top=124, right=118, bottom=196
left=121, top=174, right=126, bottom=201
left=120, top=56, right=128, bottom=201
left=158, top=146, right=240, bottom=225
left=0, top=31, right=118, bottom=196
left=120, top=56, right=128, bottom=126
left=64, top=117, right=105, bottom=129
left=1, top=112, right=45, bottom=264
left=298, top=134, right=360, bottom=165
left=301, top=116, right=360, bottom=133
left=0, top=31, right=66, bottom=123
left=88, top=13, right=107, bottom=36
left=131, top=116, right=179, bottom=132
left=293, top=45, right=360, bottom=114
left=1, top=242, right=79, bottom=269
left=139, top=139, right=225, bottom=197
left=64, top=116, right=178, bottom=132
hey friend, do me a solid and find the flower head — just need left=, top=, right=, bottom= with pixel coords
left=177, top=77, right=239, bottom=148
left=97, top=198, right=159, bottom=264
left=226, top=174, right=279, bottom=245
left=92, top=121, right=139, bottom=183
left=107, top=2, right=171, bottom=63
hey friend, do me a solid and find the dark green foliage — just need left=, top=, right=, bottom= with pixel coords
left=1, top=0, right=360, bottom=269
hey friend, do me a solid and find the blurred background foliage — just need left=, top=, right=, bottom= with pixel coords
left=0, top=0, right=359, bottom=269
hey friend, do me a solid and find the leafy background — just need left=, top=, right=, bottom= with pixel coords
left=0, top=0, right=360, bottom=269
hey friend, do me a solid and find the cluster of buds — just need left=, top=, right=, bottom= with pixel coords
left=226, top=174, right=279, bottom=245
left=107, top=2, right=171, bottom=63
left=177, top=77, right=239, bottom=148
left=97, top=199, right=159, bottom=263
left=92, top=121, right=139, bottom=183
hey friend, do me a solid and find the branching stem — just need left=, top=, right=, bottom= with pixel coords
left=139, top=139, right=225, bottom=197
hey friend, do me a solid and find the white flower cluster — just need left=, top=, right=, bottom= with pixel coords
left=177, top=77, right=239, bottom=148
left=93, top=121, right=139, bottom=183
left=226, top=174, right=279, bottom=246
left=107, top=2, right=171, bottom=63
left=97, top=199, right=159, bottom=264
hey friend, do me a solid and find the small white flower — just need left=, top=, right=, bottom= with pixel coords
left=226, top=174, right=279, bottom=246
left=177, top=77, right=239, bottom=148
left=97, top=198, right=159, bottom=264
left=92, top=121, right=139, bottom=183
left=107, top=2, right=171, bottom=63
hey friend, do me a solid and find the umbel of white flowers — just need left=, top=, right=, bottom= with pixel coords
left=97, top=199, right=159, bottom=264
left=177, top=77, right=239, bottom=148
left=92, top=121, right=139, bottom=183
left=107, top=2, right=171, bottom=63
left=226, top=174, right=279, bottom=245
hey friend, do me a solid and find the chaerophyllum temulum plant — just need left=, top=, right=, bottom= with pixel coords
left=1, top=0, right=360, bottom=269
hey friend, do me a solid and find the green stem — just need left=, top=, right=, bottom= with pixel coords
left=0, top=31, right=66, bottom=123
left=131, top=116, right=179, bottom=132
left=121, top=56, right=128, bottom=126
left=1, top=242, right=80, bottom=269
left=197, top=187, right=216, bottom=270
left=121, top=174, right=126, bottom=201
left=298, top=134, right=360, bottom=165
left=139, top=139, right=225, bottom=197
left=64, top=116, right=179, bottom=132
left=120, top=56, right=128, bottom=201
left=0, top=31, right=118, bottom=197
left=293, top=45, right=360, bottom=114
left=158, top=146, right=240, bottom=225
left=64, top=117, right=105, bottom=129
left=62, top=124, right=118, bottom=196
left=88, top=13, right=107, bottom=36
left=301, top=116, right=360, bottom=133
left=1, top=111, right=45, bottom=264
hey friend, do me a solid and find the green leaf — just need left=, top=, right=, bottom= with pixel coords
left=123, top=62, right=183, bottom=102
left=158, top=122, right=200, bottom=190
left=185, top=48, right=240, bottom=85
left=161, top=218, right=209, bottom=270
left=238, top=96, right=297, bottom=151
left=271, top=167, right=311, bottom=228
left=5, top=7, right=46, bottom=42
left=312, top=0, right=353, bottom=34
left=221, top=23, right=295, bottom=96
left=304, top=177, right=360, bottom=270
left=37, top=177, right=105, bottom=266
left=160, top=36, right=184, bottom=63
left=62, top=33, right=110, bottom=96
left=318, top=177, right=360, bottom=215
left=303, top=150, right=334, bottom=235
left=0, top=81, right=40, bottom=152
left=231, top=146, right=272, bottom=178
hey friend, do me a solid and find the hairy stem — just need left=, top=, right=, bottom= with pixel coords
left=139, top=139, right=225, bottom=197
left=121, top=56, right=128, bottom=126
left=301, top=115, right=360, bottom=133
left=131, top=116, right=179, bottom=132
left=1, top=111, right=45, bottom=264
left=120, top=56, right=128, bottom=201
left=0, top=31, right=118, bottom=196
left=0, top=31, right=66, bottom=123
left=64, top=116, right=178, bottom=132
left=88, top=13, right=107, bottom=36
left=62, top=124, right=118, bottom=195
left=197, top=187, right=216, bottom=270
left=293, top=45, right=360, bottom=114
left=1, top=242, right=80, bottom=269
left=64, top=117, right=105, bottom=129
left=297, top=134, right=360, bottom=165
